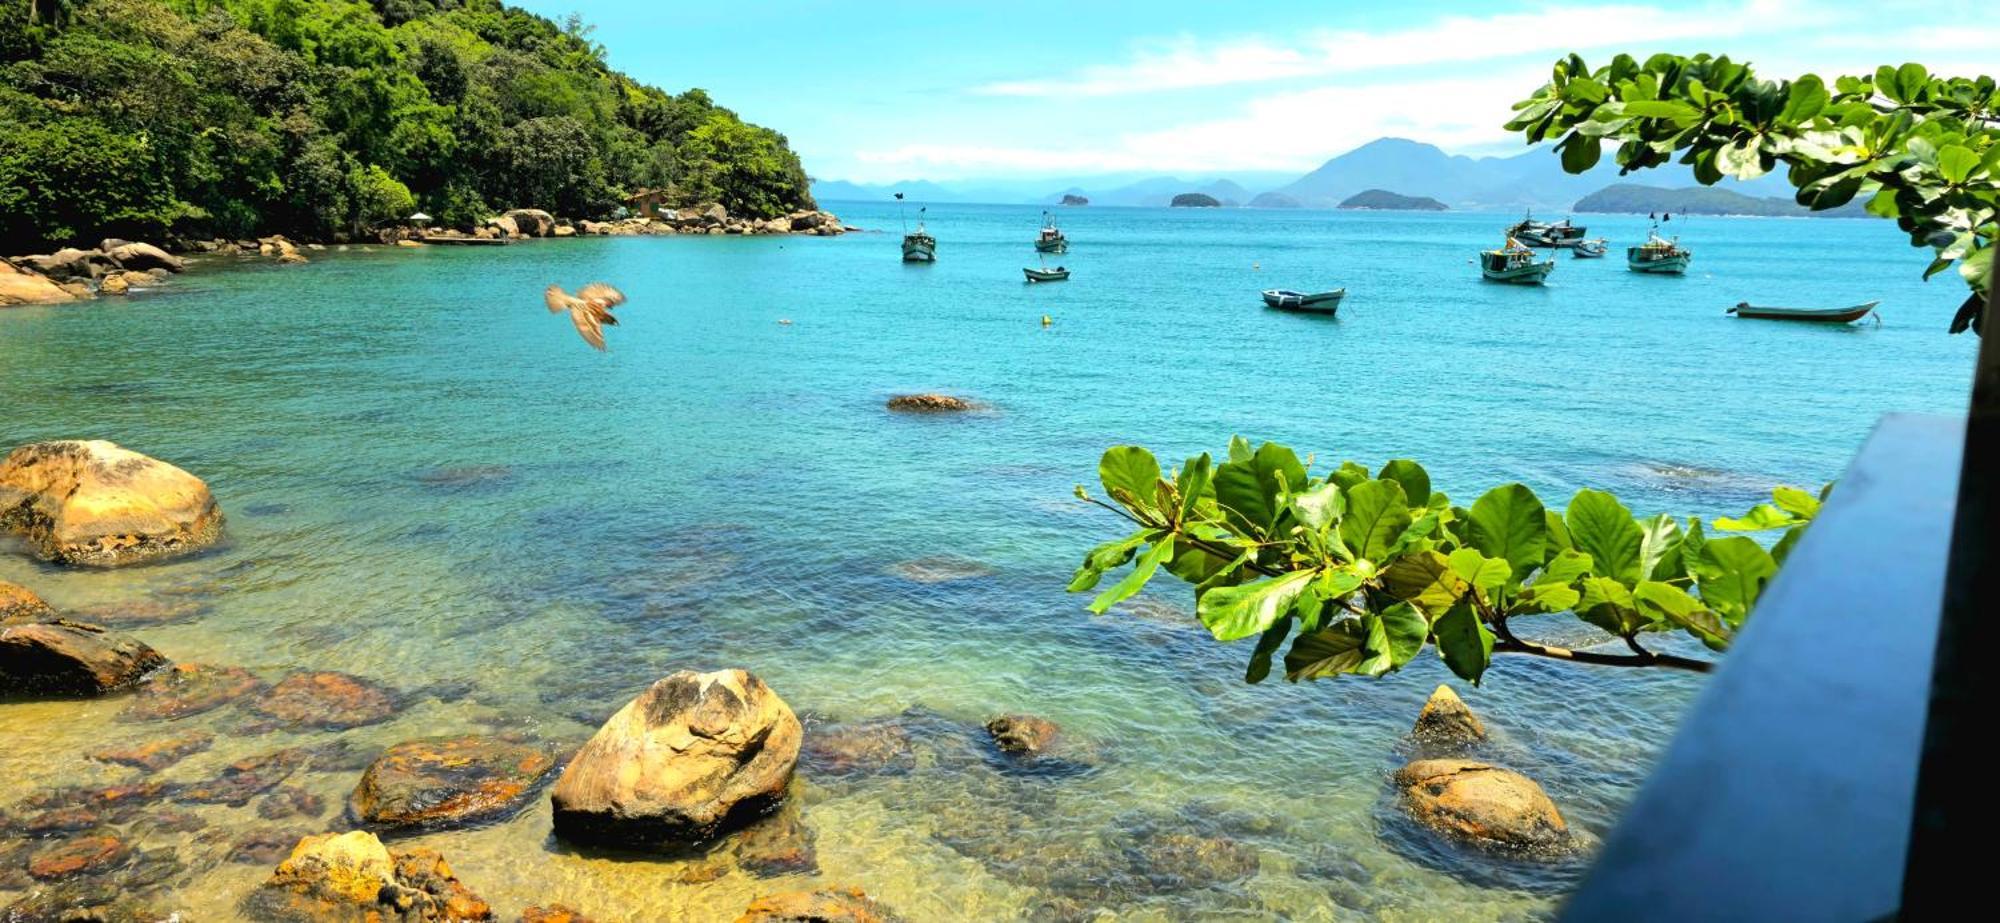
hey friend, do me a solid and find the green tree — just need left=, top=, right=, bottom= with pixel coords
left=1071, top=441, right=1822, bottom=685
left=1505, top=54, right=1996, bottom=332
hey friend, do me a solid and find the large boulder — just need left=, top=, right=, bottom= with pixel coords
left=243, top=831, right=493, bottom=922
left=0, top=440, right=224, bottom=567
left=1411, top=684, right=1485, bottom=747
left=1393, top=759, right=1569, bottom=851
left=0, top=620, right=167, bottom=696
left=351, top=736, right=557, bottom=831
left=736, top=887, right=901, bottom=923
left=103, top=242, right=184, bottom=274
left=0, top=579, right=55, bottom=623
left=551, top=669, right=802, bottom=846
left=20, top=248, right=111, bottom=282
left=0, top=260, right=78, bottom=306
left=886, top=394, right=974, bottom=413
left=503, top=209, right=556, bottom=237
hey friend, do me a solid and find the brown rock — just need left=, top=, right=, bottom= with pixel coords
left=519, top=905, right=597, bottom=923
left=28, top=835, right=131, bottom=880
left=885, top=393, right=974, bottom=412
left=104, top=242, right=184, bottom=273
left=0, top=620, right=166, bottom=696
left=245, top=831, right=494, bottom=921
left=351, top=736, right=556, bottom=831
left=1412, top=684, right=1486, bottom=746
left=802, top=717, right=917, bottom=777
left=552, top=225, right=576, bottom=238
left=0, top=439, right=224, bottom=567
left=0, top=259, right=77, bottom=306
left=985, top=714, right=1060, bottom=756
left=89, top=732, right=214, bottom=771
left=176, top=747, right=309, bottom=805
left=551, top=669, right=802, bottom=846
left=733, top=802, right=818, bottom=877
left=121, top=662, right=264, bottom=720
left=736, top=887, right=901, bottom=923
left=1394, top=759, right=1570, bottom=851
left=0, top=579, right=55, bottom=623
left=19, top=248, right=109, bottom=282
left=397, top=239, right=427, bottom=248
left=502, top=209, right=555, bottom=237
left=253, top=671, right=397, bottom=729
left=258, top=785, right=327, bottom=820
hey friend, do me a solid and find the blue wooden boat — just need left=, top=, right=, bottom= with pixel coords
left=1627, top=231, right=1691, bottom=274
left=1480, top=240, right=1555, bottom=284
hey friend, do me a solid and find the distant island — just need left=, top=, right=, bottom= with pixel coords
left=1060, top=194, right=1089, bottom=206
left=1338, top=189, right=1448, bottom=211
left=1574, top=183, right=1866, bottom=218
left=1170, top=193, right=1223, bottom=208
left=1249, top=192, right=1302, bottom=209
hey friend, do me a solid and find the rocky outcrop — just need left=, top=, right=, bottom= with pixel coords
left=503, top=209, right=556, bottom=237
left=0, top=579, right=55, bottom=623
left=0, top=620, right=166, bottom=696
left=1394, top=759, right=1569, bottom=851
left=351, top=736, right=556, bottom=831
left=1412, top=684, right=1485, bottom=746
left=19, top=248, right=113, bottom=281
left=103, top=242, right=184, bottom=273
left=985, top=714, right=1061, bottom=757
left=243, top=831, right=493, bottom=922
left=736, top=887, right=902, bottom=923
left=252, top=671, right=398, bottom=729
left=1, top=259, right=80, bottom=306
left=0, top=440, right=225, bottom=567
left=885, top=394, right=974, bottom=412
left=551, top=669, right=802, bottom=846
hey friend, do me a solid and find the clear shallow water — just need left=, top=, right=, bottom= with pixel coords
left=0, top=204, right=1977, bottom=921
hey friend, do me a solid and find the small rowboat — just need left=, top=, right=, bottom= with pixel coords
left=1729, top=301, right=1880, bottom=323
left=1262, top=288, right=1344, bottom=314
left=1572, top=238, right=1608, bottom=258
left=1024, top=266, right=1070, bottom=282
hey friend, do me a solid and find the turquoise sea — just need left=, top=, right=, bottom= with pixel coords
left=0, top=203, right=1979, bottom=920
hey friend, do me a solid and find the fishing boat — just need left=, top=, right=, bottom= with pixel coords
left=1024, top=266, right=1070, bottom=282
left=1506, top=213, right=1588, bottom=248
left=902, top=220, right=936, bottom=263
left=1479, top=238, right=1556, bottom=284
left=1572, top=238, right=1608, bottom=258
left=1034, top=211, right=1068, bottom=253
left=1262, top=289, right=1344, bottom=314
left=1729, top=301, right=1880, bottom=323
left=1627, top=231, right=1691, bottom=274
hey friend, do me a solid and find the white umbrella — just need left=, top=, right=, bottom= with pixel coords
left=408, top=212, right=432, bottom=224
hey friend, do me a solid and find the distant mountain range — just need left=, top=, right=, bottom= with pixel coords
left=1575, top=183, right=1867, bottom=218
left=1338, top=189, right=1448, bottom=211
left=811, top=137, right=1806, bottom=213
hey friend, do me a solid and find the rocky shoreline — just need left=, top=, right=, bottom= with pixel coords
left=1, top=203, right=851, bottom=308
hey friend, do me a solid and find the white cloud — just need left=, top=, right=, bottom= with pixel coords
left=973, top=3, right=1788, bottom=98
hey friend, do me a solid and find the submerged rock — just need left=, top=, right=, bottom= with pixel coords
left=0, top=440, right=224, bottom=567
left=176, top=747, right=309, bottom=806
left=736, top=887, right=902, bottom=923
left=0, top=578, right=55, bottom=622
left=885, top=555, right=995, bottom=584
left=885, top=393, right=974, bottom=413
left=120, top=662, right=264, bottom=720
left=1393, top=758, right=1569, bottom=852
left=1411, top=684, right=1486, bottom=747
left=732, top=802, right=819, bottom=878
left=243, top=831, right=493, bottom=922
left=89, top=731, right=215, bottom=771
left=520, top=905, right=598, bottom=923
left=252, top=671, right=397, bottom=729
left=801, top=716, right=919, bottom=778
left=551, top=669, right=802, bottom=847
left=27, top=834, right=132, bottom=881
left=0, top=620, right=167, bottom=696
left=985, top=715, right=1061, bottom=756
left=258, top=786, right=328, bottom=821
left=351, top=736, right=556, bottom=831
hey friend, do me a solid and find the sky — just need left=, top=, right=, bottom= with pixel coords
left=512, top=0, right=1997, bottom=185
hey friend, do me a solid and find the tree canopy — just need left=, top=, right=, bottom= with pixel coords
left=0, top=0, right=816, bottom=251
left=1505, top=54, right=1997, bottom=332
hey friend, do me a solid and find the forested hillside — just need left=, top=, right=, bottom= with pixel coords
left=0, top=0, right=816, bottom=251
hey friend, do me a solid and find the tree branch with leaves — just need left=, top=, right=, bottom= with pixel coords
left=1506, top=54, right=1996, bottom=332
left=1071, top=440, right=1823, bottom=685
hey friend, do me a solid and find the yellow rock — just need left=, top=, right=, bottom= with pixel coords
left=0, top=260, right=76, bottom=306
left=0, top=440, right=223, bottom=566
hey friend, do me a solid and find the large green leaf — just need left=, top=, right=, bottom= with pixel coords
left=1328, top=460, right=1371, bottom=492
left=1566, top=489, right=1644, bottom=584
left=1283, top=619, right=1369, bottom=681
left=1289, top=481, right=1343, bottom=532
left=1245, top=615, right=1294, bottom=684
left=1771, top=486, right=1821, bottom=520
left=1379, top=602, right=1430, bottom=667
left=1465, top=483, right=1547, bottom=583
left=1634, top=581, right=1732, bottom=651
left=1196, top=569, right=1317, bottom=641
left=1636, top=513, right=1686, bottom=581
left=1577, top=576, right=1652, bottom=635
left=1174, top=453, right=1214, bottom=522
left=1214, top=442, right=1307, bottom=537
left=1434, top=603, right=1495, bottom=685
left=1377, top=459, right=1432, bottom=506
left=1088, top=536, right=1176, bottom=614
left=1380, top=550, right=1466, bottom=618
left=1692, top=535, right=1777, bottom=626
left=1517, top=549, right=1593, bottom=613
left=1099, top=447, right=1163, bottom=513
left=1340, top=479, right=1413, bottom=562
left=1067, top=532, right=1147, bottom=592
left=1447, top=548, right=1510, bottom=602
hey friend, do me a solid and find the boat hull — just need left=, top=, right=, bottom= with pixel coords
left=902, top=236, right=936, bottom=262
left=1024, top=268, right=1069, bottom=282
left=1262, top=289, right=1344, bottom=313
left=1730, top=301, right=1879, bottom=323
left=1034, top=239, right=1068, bottom=254
left=1627, top=252, right=1690, bottom=273
left=1481, top=262, right=1555, bottom=284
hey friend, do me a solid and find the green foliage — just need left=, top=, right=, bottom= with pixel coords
left=1071, top=439, right=1827, bottom=685
left=0, top=0, right=817, bottom=251
left=1507, top=53, right=1997, bottom=331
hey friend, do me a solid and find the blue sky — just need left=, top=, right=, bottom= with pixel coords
left=515, top=1, right=1995, bottom=183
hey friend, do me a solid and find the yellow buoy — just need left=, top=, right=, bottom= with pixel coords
left=1040, top=315, right=1052, bottom=327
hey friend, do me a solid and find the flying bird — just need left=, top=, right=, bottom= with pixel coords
left=543, top=282, right=626, bottom=351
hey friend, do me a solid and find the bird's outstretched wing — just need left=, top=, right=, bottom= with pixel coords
left=570, top=306, right=608, bottom=351
left=578, top=282, right=625, bottom=309
left=544, top=284, right=578, bottom=314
